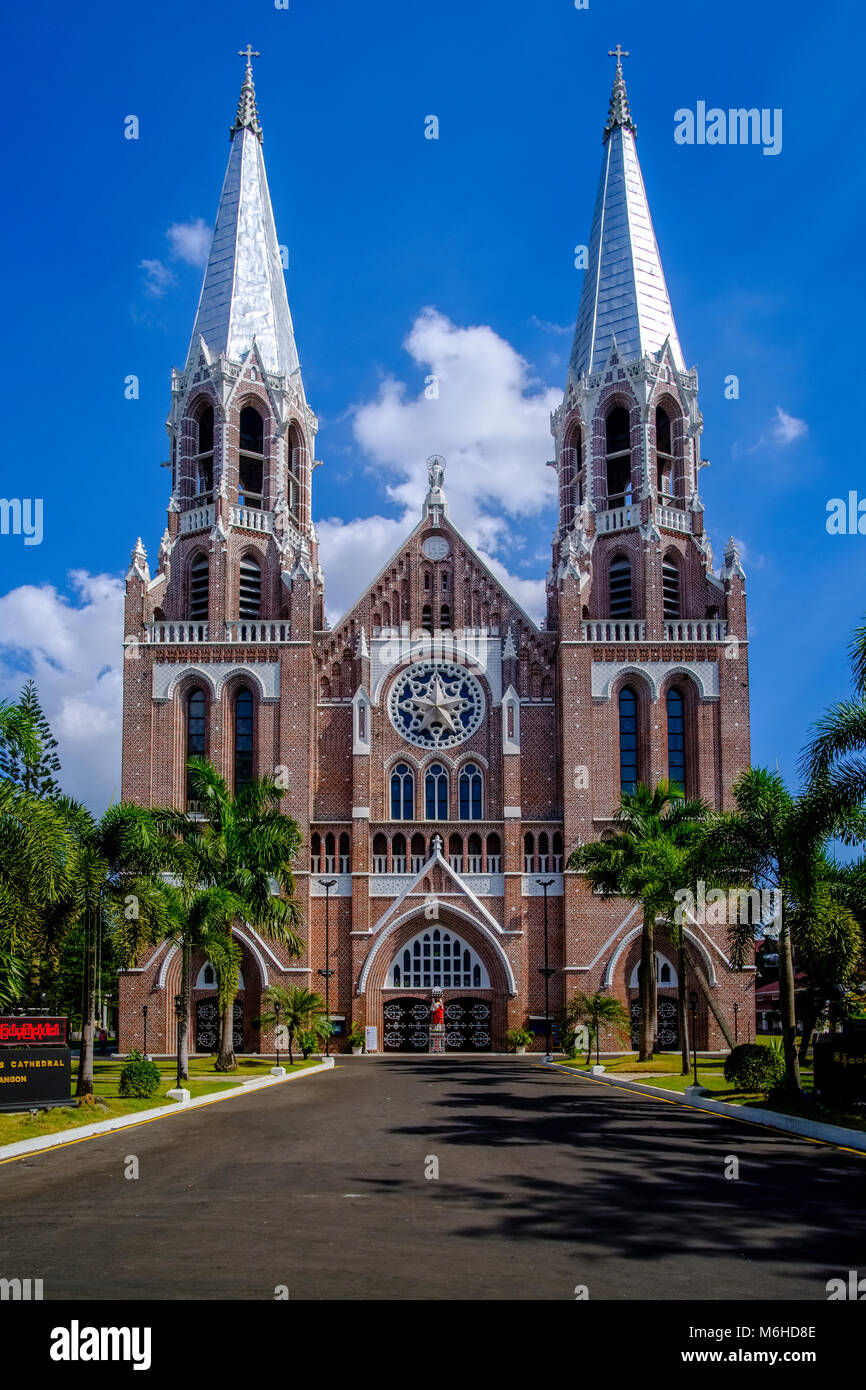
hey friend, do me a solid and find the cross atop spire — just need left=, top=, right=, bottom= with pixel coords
left=231, top=45, right=263, bottom=142
left=604, top=43, right=635, bottom=140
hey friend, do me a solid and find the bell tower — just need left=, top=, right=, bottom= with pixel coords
left=551, top=52, right=751, bottom=984
left=139, top=48, right=324, bottom=650
left=122, top=51, right=324, bottom=818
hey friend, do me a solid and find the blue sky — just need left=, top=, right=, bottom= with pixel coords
left=0, top=0, right=864, bottom=809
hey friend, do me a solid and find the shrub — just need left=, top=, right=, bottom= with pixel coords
left=506, top=1027, right=534, bottom=1050
left=724, top=1043, right=784, bottom=1094
left=118, top=1049, right=162, bottom=1099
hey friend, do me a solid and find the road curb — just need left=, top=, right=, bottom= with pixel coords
left=0, top=1061, right=332, bottom=1164
left=541, top=1061, right=866, bottom=1153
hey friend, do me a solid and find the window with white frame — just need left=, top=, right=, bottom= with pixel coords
left=628, top=954, right=678, bottom=988
left=386, top=927, right=489, bottom=990
left=195, top=962, right=245, bottom=990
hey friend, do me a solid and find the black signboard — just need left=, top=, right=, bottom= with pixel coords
left=813, top=1035, right=866, bottom=1105
left=0, top=1047, right=72, bottom=1110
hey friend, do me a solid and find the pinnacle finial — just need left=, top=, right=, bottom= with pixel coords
left=231, top=46, right=263, bottom=143
left=423, top=454, right=450, bottom=521
left=604, top=44, right=636, bottom=141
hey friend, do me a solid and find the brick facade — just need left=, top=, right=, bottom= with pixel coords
left=117, top=62, right=756, bottom=1056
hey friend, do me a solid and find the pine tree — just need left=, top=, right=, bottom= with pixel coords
left=0, top=679, right=62, bottom=797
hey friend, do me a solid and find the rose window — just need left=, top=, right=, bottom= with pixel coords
left=387, top=660, right=484, bottom=749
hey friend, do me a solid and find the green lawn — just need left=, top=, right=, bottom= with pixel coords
left=559, top=1053, right=716, bottom=1075
left=0, top=1057, right=318, bottom=1149
left=566, top=1057, right=866, bottom=1135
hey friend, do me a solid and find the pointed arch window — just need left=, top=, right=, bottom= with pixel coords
left=234, top=688, right=254, bottom=790
left=238, top=406, right=264, bottom=510
left=656, top=407, right=676, bottom=501
left=667, top=688, right=686, bottom=794
left=458, top=763, right=483, bottom=820
left=662, top=554, right=681, bottom=620
left=563, top=425, right=583, bottom=516
left=186, top=688, right=206, bottom=810
left=609, top=554, right=632, bottom=618
left=605, top=407, right=632, bottom=509
left=390, top=763, right=414, bottom=820
left=194, top=407, right=214, bottom=501
left=238, top=556, right=261, bottom=619
left=619, top=687, right=639, bottom=794
left=287, top=424, right=302, bottom=521
left=385, top=927, right=489, bottom=989
left=189, top=554, right=209, bottom=621
left=425, top=762, right=448, bottom=820
left=440, top=604, right=451, bottom=630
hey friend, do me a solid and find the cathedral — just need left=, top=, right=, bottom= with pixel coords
left=118, top=51, right=755, bottom=1056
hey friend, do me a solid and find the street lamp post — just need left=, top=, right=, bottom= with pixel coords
left=174, top=994, right=184, bottom=1092
left=142, top=1005, right=148, bottom=1059
left=274, top=998, right=282, bottom=1070
left=317, top=879, right=337, bottom=1056
left=537, top=878, right=555, bottom=1060
left=733, top=1000, right=739, bottom=1044
left=689, top=990, right=699, bottom=1088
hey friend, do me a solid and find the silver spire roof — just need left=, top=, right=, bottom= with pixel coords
left=186, top=53, right=299, bottom=379
left=568, top=53, right=685, bottom=380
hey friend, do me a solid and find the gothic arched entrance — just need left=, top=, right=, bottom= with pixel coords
left=360, top=911, right=513, bottom=1052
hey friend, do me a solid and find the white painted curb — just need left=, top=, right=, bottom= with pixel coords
left=0, top=1061, right=332, bottom=1163
left=542, top=1061, right=866, bottom=1153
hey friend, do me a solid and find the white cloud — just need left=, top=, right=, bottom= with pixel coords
left=353, top=308, right=560, bottom=553
left=167, top=218, right=212, bottom=268
left=315, top=309, right=557, bottom=627
left=529, top=314, right=573, bottom=335
left=316, top=514, right=409, bottom=627
left=139, top=258, right=176, bottom=298
left=0, top=572, right=123, bottom=814
left=741, top=405, right=809, bottom=455
left=769, top=406, right=808, bottom=445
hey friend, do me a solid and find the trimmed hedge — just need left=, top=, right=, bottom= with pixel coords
left=118, top=1049, right=162, bottom=1099
left=723, top=1042, right=784, bottom=1094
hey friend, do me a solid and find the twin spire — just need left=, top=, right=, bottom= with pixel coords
left=569, top=47, right=684, bottom=381
left=186, top=48, right=683, bottom=397
left=186, top=47, right=299, bottom=379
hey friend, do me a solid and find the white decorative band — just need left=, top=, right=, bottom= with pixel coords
left=591, top=660, right=719, bottom=702
left=310, top=875, right=353, bottom=897
left=152, top=661, right=280, bottom=702
left=503, top=806, right=522, bottom=818
left=352, top=806, right=371, bottom=818
left=521, top=875, right=564, bottom=896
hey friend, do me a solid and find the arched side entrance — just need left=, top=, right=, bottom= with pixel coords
left=161, top=935, right=264, bottom=1054
left=361, top=909, right=513, bottom=1052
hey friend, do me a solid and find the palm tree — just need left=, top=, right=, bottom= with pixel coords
left=149, top=759, right=304, bottom=1074
left=693, top=767, right=861, bottom=1095
left=802, top=615, right=866, bottom=815
left=568, top=781, right=710, bottom=1061
left=257, top=985, right=325, bottom=1066
left=39, top=800, right=171, bottom=1096
left=563, top=992, right=630, bottom=1064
